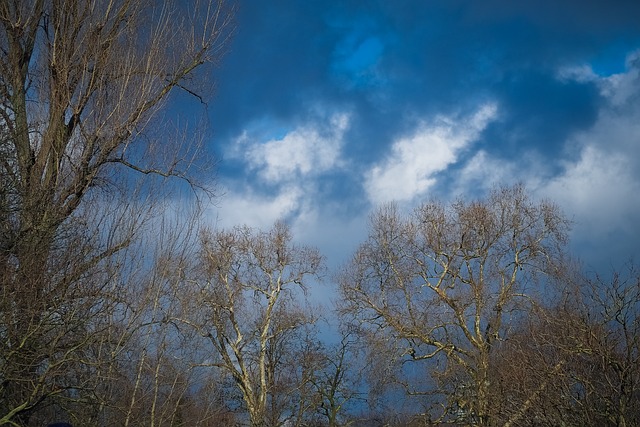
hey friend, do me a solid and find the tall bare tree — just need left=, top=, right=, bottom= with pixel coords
left=338, top=185, right=569, bottom=425
left=177, top=221, right=324, bottom=427
left=0, top=0, right=233, bottom=424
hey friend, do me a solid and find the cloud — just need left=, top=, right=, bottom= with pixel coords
left=554, top=49, right=640, bottom=164
left=212, top=185, right=305, bottom=231
left=452, top=150, right=517, bottom=196
left=543, top=145, right=640, bottom=235
left=457, top=55, right=640, bottom=267
left=233, top=113, right=350, bottom=184
left=598, top=50, right=640, bottom=107
left=206, top=1, right=640, bottom=275
left=539, top=55, right=640, bottom=239
left=556, top=64, right=599, bottom=83
left=211, top=178, right=369, bottom=282
left=364, top=103, right=498, bottom=204
left=214, top=112, right=354, bottom=238
left=451, top=56, right=640, bottom=244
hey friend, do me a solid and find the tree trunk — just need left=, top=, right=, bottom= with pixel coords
left=475, top=349, right=491, bottom=426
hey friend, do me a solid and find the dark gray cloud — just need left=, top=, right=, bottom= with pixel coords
left=207, top=0, right=640, bottom=270
left=211, top=0, right=639, bottom=156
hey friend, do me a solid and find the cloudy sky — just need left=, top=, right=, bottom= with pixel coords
left=203, top=0, right=640, bottom=274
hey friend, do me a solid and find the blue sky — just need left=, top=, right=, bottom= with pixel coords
left=203, top=0, right=640, bottom=273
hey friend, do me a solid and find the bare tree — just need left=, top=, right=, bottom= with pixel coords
left=177, top=221, right=324, bottom=427
left=301, top=327, right=367, bottom=427
left=496, top=263, right=640, bottom=427
left=338, top=185, right=569, bottom=425
left=0, top=0, right=233, bottom=424
left=4, top=202, right=236, bottom=427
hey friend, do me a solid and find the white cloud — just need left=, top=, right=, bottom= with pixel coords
left=214, top=112, right=352, bottom=234
left=542, top=146, right=640, bottom=238
left=453, top=150, right=513, bottom=194
left=551, top=51, right=640, bottom=201
left=210, top=112, right=357, bottom=267
left=535, top=55, right=640, bottom=252
left=235, top=113, right=350, bottom=184
left=364, top=103, right=498, bottom=204
left=446, top=54, right=640, bottom=262
left=212, top=186, right=304, bottom=231
left=556, top=64, right=598, bottom=83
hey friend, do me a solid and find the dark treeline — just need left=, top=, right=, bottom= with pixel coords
left=1, top=1, right=639, bottom=426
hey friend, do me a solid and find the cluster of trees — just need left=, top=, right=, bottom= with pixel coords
left=337, top=187, right=640, bottom=426
left=1, top=1, right=639, bottom=426
left=0, top=0, right=236, bottom=424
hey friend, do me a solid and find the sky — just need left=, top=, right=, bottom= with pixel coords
left=203, top=0, right=640, bottom=276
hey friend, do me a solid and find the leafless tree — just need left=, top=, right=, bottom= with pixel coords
left=496, top=263, right=640, bottom=427
left=300, top=327, right=367, bottom=427
left=0, top=0, right=233, bottom=424
left=338, top=185, right=569, bottom=425
left=176, top=221, right=324, bottom=427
